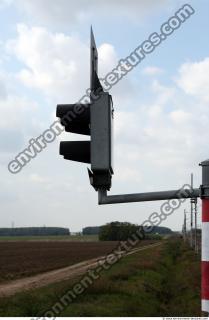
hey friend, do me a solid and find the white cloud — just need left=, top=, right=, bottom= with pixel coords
left=7, top=24, right=89, bottom=102
left=176, top=57, right=209, bottom=102
left=115, top=166, right=141, bottom=183
left=0, top=94, right=36, bottom=129
left=113, top=73, right=209, bottom=191
left=0, top=70, right=40, bottom=157
left=0, top=0, right=12, bottom=9
left=0, top=93, right=40, bottom=159
left=14, top=0, right=171, bottom=27
left=7, top=24, right=120, bottom=103
left=142, top=66, right=164, bottom=76
left=151, top=80, right=175, bottom=105
left=169, top=110, right=191, bottom=124
left=98, top=43, right=118, bottom=77
left=29, top=173, right=47, bottom=183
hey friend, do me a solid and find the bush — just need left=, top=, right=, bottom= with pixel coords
left=99, top=221, right=144, bottom=241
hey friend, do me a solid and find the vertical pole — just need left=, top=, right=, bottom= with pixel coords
left=183, top=211, right=185, bottom=242
left=194, top=199, right=198, bottom=253
left=190, top=173, right=194, bottom=248
left=200, top=160, right=209, bottom=314
left=185, top=211, right=187, bottom=242
left=183, top=209, right=187, bottom=242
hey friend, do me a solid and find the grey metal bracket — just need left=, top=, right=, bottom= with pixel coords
left=200, top=184, right=209, bottom=199
left=200, top=159, right=209, bottom=199
left=98, top=187, right=200, bottom=205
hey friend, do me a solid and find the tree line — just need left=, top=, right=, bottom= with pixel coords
left=0, top=227, right=70, bottom=237
left=83, top=223, right=172, bottom=241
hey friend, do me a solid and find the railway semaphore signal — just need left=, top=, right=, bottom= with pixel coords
left=56, top=28, right=114, bottom=191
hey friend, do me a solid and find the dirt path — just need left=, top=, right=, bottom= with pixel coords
left=0, top=242, right=162, bottom=298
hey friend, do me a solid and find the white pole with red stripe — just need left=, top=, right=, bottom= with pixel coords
left=200, top=160, right=209, bottom=314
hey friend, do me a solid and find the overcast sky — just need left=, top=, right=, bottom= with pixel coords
left=0, top=0, right=208, bottom=231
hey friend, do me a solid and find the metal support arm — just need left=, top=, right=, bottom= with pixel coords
left=98, top=187, right=200, bottom=205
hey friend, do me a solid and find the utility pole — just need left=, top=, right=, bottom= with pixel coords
left=192, top=197, right=198, bottom=253
left=182, top=216, right=184, bottom=241
left=183, top=209, right=187, bottom=242
left=190, top=174, right=198, bottom=252
left=194, top=199, right=198, bottom=253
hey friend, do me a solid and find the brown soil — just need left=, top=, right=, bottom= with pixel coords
left=0, top=242, right=161, bottom=297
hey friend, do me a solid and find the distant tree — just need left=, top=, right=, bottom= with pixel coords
left=99, top=221, right=144, bottom=241
left=150, top=226, right=172, bottom=234
left=82, top=227, right=100, bottom=235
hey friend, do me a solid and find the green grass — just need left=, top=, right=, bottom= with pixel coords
left=0, top=238, right=201, bottom=317
left=0, top=234, right=98, bottom=241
